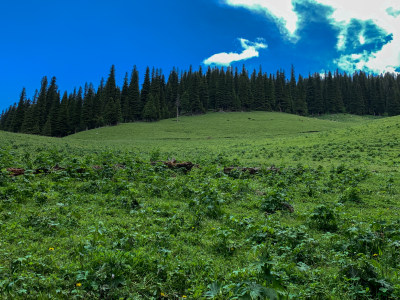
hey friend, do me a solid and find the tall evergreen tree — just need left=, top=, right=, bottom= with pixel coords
left=45, top=77, right=60, bottom=136
left=253, top=68, right=266, bottom=110
left=140, top=67, right=151, bottom=116
left=36, top=76, right=48, bottom=130
left=293, top=75, right=307, bottom=115
left=128, top=66, right=141, bottom=120
left=57, top=91, right=70, bottom=136
left=82, top=84, right=96, bottom=129
left=12, top=87, right=27, bottom=132
left=21, top=90, right=40, bottom=134
left=121, top=73, right=130, bottom=122
left=238, top=66, right=251, bottom=110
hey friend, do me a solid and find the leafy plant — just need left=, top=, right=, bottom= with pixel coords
left=308, top=205, right=338, bottom=232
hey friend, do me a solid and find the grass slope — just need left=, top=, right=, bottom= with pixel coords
left=1, top=112, right=400, bottom=299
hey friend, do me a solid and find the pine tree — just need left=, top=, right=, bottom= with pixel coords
left=73, top=87, right=83, bottom=131
left=199, top=76, right=209, bottom=111
left=253, top=67, right=266, bottom=110
left=121, top=72, right=130, bottom=122
left=180, top=91, right=191, bottom=114
left=307, top=74, right=323, bottom=115
left=289, top=65, right=297, bottom=108
left=82, top=84, right=95, bottom=129
left=36, top=76, right=48, bottom=131
left=293, top=75, right=307, bottom=115
left=21, top=90, right=40, bottom=134
left=12, top=87, right=27, bottom=132
left=207, top=67, right=218, bottom=110
left=142, top=94, right=158, bottom=121
left=325, top=71, right=336, bottom=113
left=104, top=97, right=118, bottom=125
left=238, top=66, right=251, bottom=110
left=57, top=91, right=70, bottom=136
left=215, top=68, right=226, bottom=110
left=166, top=68, right=179, bottom=117
left=333, top=70, right=345, bottom=113
left=275, top=70, right=292, bottom=112
left=100, top=65, right=120, bottom=125
left=128, top=66, right=141, bottom=120
left=387, top=84, right=400, bottom=116
left=140, top=67, right=151, bottom=117
left=94, top=78, right=105, bottom=127
left=45, top=77, right=60, bottom=136
left=190, top=73, right=204, bottom=114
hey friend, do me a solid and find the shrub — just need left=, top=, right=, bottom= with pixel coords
left=308, top=205, right=338, bottom=232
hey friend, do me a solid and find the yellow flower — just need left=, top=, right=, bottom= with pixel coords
left=211, top=228, right=216, bottom=230
left=49, top=247, right=55, bottom=251
left=373, top=253, right=378, bottom=257
left=161, top=292, right=166, bottom=297
left=182, top=296, right=187, bottom=299
left=231, top=247, right=234, bottom=251
left=76, top=282, right=82, bottom=287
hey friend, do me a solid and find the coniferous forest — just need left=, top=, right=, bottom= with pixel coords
left=1, top=65, right=400, bottom=137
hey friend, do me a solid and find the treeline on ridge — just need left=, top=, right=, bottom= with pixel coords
left=1, top=65, right=400, bottom=137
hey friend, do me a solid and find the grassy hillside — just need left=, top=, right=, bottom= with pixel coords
left=1, top=113, right=399, bottom=299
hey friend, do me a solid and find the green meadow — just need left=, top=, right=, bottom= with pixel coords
left=1, top=112, right=399, bottom=299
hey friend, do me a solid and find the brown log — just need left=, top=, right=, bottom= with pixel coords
left=6, top=168, right=25, bottom=176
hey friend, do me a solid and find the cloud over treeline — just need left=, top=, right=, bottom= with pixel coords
left=203, top=38, right=267, bottom=66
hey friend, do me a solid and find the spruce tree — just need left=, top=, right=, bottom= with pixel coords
left=45, top=77, right=60, bottom=136
left=199, top=76, right=209, bottom=112
left=36, top=76, right=48, bottom=131
left=238, top=66, right=251, bottom=110
left=57, top=92, right=70, bottom=136
left=140, top=67, right=151, bottom=116
left=293, top=75, right=307, bottom=115
left=21, top=90, right=40, bottom=134
left=387, top=85, right=400, bottom=116
left=128, top=66, right=141, bottom=120
left=215, top=68, right=226, bottom=110
left=142, top=94, right=158, bottom=121
left=166, top=68, right=179, bottom=117
left=12, top=87, right=27, bottom=132
left=101, top=65, right=120, bottom=125
left=82, top=84, right=95, bottom=129
left=206, top=67, right=218, bottom=110
left=121, top=73, right=130, bottom=122
left=190, top=73, right=204, bottom=114
left=253, top=68, right=266, bottom=110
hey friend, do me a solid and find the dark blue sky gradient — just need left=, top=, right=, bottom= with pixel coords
left=0, top=0, right=395, bottom=111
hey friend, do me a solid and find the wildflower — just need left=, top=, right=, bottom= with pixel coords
left=49, top=247, right=55, bottom=251
left=211, top=228, right=216, bottom=230
left=182, top=296, right=187, bottom=299
left=231, top=247, right=234, bottom=251
left=161, top=292, right=166, bottom=297
left=373, top=253, right=378, bottom=257
left=76, top=282, right=82, bottom=287
left=191, top=227, right=194, bottom=229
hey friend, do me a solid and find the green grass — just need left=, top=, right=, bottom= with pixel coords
left=1, top=112, right=400, bottom=299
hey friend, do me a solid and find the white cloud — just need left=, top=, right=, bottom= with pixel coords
left=224, top=0, right=299, bottom=40
left=313, top=0, right=400, bottom=73
left=359, top=34, right=365, bottom=45
left=203, top=38, right=267, bottom=66
left=224, top=0, right=400, bottom=73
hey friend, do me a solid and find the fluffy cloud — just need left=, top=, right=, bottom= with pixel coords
left=314, top=0, right=400, bottom=73
left=224, top=0, right=299, bottom=39
left=203, top=38, right=267, bottom=66
left=223, top=0, right=400, bottom=74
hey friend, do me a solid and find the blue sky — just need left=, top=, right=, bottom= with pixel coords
left=1, top=0, right=400, bottom=112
